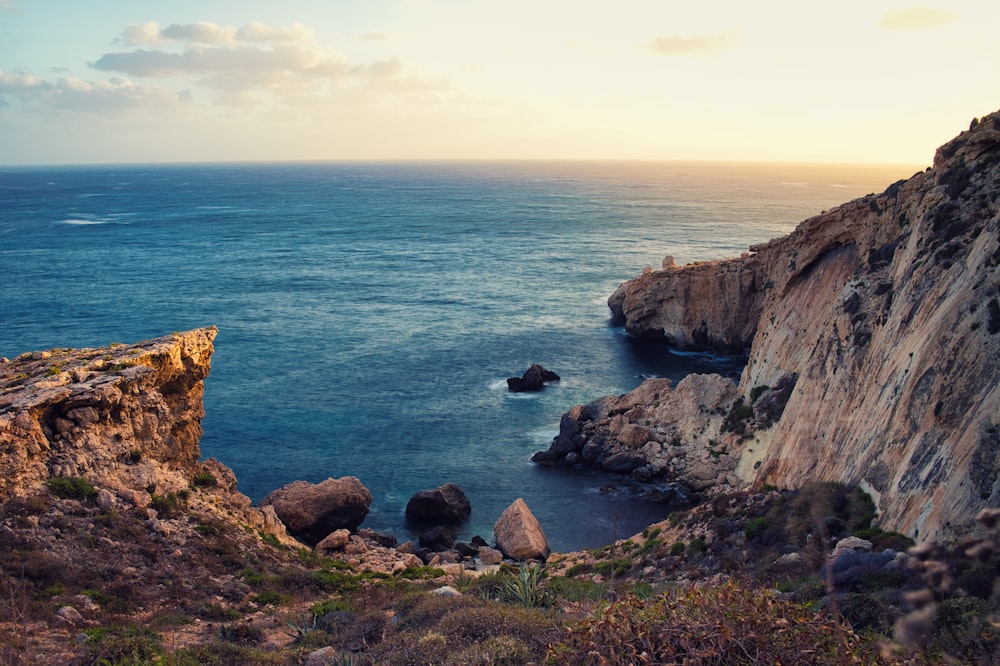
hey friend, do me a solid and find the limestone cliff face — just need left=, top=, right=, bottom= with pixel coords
left=562, top=111, right=1000, bottom=543
left=0, top=327, right=287, bottom=538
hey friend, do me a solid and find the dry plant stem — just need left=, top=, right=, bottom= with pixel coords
left=0, top=577, right=31, bottom=666
left=813, top=503, right=855, bottom=666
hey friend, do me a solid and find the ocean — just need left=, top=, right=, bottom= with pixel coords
left=0, top=160, right=918, bottom=550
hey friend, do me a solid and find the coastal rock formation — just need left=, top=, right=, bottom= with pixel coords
left=0, top=327, right=290, bottom=541
left=0, top=328, right=216, bottom=500
left=532, top=374, right=749, bottom=493
left=562, top=110, right=1000, bottom=543
left=405, top=483, right=472, bottom=525
left=494, top=497, right=550, bottom=560
left=261, top=477, right=373, bottom=546
left=507, top=364, right=560, bottom=392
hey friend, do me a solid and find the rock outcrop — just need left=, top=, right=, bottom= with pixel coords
left=405, top=483, right=472, bottom=525
left=552, top=110, right=1000, bottom=543
left=507, top=364, right=560, bottom=392
left=493, top=497, right=550, bottom=560
left=261, top=477, right=373, bottom=546
left=0, top=327, right=291, bottom=542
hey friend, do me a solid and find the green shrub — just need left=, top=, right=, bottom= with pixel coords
left=669, top=542, right=686, bottom=556
left=192, top=471, right=218, bottom=488
left=502, top=564, right=553, bottom=607
left=744, top=517, right=770, bottom=540
left=750, top=385, right=770, bottom=403
left=313, top=569, right=361, bottom=593
left=84, top=625, right=161, bottom=664
left=150, top=492, right=184, bottom=518
left=249, top=590, right=289, bottom=607
left=688, top=537, right=708, bottom=553
left=45, top=476, right=97, bottom=501
left=564, top=562, right=592, bottom=577
left=547, top=576, right=610, bottom=602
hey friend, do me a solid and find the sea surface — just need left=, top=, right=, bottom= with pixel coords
left=0, top=160, right=919, bottom=550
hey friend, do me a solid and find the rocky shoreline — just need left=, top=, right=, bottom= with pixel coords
left=2, top=109, right=1000, bottom=663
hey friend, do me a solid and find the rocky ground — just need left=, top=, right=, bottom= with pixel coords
left=2, top=469, right=998, bottom=664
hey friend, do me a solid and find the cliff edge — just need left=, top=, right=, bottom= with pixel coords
left=547, top=110, right=1000, bottom=543
left=0, top=327, right=286, bottom=538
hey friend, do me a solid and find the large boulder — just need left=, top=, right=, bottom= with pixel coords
left=493, top=498, right=549, bottom=560
left=261, top=477, right=372, bottom=546
left=405, top=483, right=472, bottom=525
left=506, top=364, right=560, bottom=392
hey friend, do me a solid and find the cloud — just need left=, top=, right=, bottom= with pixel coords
left=118, top=20, right=314, bottom=47
left=880, top=7, right=959, bottom=30
left=650, top=31, right=737, bottom=57
left=0, top=69, right=52, bottom=93
left=3, top=20, right=450, bottom=117
left=93, top=20, right=450, bottom=104
left=0, top=69, right=186, bottom=114
left=93, top=43, right=351, bottom=80
left=237, top=22, right=314, bottom=43
left=360, top=32, right=390, bottom=42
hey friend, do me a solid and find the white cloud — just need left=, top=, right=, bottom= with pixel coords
left=237, top=22, right=314, bottom=43
left=2, top=20, right=451, bottom=118
left=650, top=31, right=737, bottom=57
left=0, top=69, right=52, bottom=92
left=92, top=21, right=450, bottom=104
left=118, top=21, right=314, bottom=47
left=160, top=22, right=237, bottom=45
left=880, top=7, right=959, bottom=30
left=0, top=68, right=186, bottom=114
left=118, top=22, right=170, bottom=47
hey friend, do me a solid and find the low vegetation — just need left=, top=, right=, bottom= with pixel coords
left=0, top=480, right=997, bottom=664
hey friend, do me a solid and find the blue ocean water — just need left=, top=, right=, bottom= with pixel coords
left=0, top=160, right=916, bottom=550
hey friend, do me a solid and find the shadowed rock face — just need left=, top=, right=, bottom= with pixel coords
left=405, top=483, right=472, bottom=525
left=592, top=111, right=1000, bottom=543
left=507, top=364, right=561, bottom=392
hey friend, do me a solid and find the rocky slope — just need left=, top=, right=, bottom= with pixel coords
left=541, top=110, right=1000, bottom=543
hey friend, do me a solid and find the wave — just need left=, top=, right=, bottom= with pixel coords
left=58, top=218, right=111, bottom=226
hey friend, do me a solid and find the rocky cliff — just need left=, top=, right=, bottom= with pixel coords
left=0, top=327, right=286, bottom=537
left=543, top=110, right=1000, bottom=543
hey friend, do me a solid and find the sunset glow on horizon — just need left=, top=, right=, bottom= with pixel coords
left=1, top=0, right=997, bottom=166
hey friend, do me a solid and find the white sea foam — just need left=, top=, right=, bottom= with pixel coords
left=58, top=218, right=109, bottom=225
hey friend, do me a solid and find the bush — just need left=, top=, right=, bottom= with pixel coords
left=744, top=517, right=770, bottom=540
left=192, top=471, right=218, bottom=488
left=84, top=625, right=162, bottom=664
left=150, top=492, right=184, bottom=518
left=502, top=564, right=553, bottom=607
left=45, top=476, right=97, bottom=501
left=547, top=582, right=881, bottom=664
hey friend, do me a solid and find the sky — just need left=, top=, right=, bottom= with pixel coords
left=0, top=1, right=997, bottom=166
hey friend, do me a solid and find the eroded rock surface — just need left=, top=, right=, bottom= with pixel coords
left=0, top=327, right=291, bottom=542
left=494, top=497, right=549, bottom=560
left=261, top=477, right=373, bottom=546
left=559, top=110, right=1000, bottom=543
